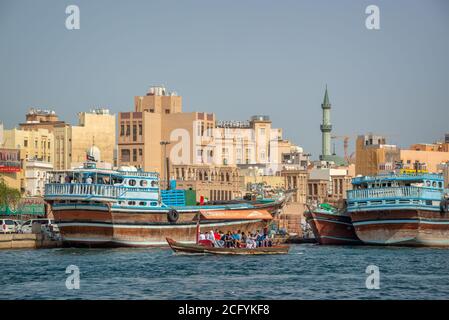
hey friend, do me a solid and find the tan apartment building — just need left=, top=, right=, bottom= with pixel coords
left=356, top=134, right=449, bottom=175
left=18, top=108, right=115, bottom=170
left=214, top=116, right=292, bottom=170
left=2, top=128, right=54, bottom=164
left=118, top=86, right=215, bottom=175
left=355, top=134, right=400, bottom=176
left=69, top=109, right=116, bottom=168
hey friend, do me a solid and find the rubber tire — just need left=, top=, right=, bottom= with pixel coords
left=167, top=209, right=179, bottom=223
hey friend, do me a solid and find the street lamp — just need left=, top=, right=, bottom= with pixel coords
left=160, top=141, right=171, bottom=190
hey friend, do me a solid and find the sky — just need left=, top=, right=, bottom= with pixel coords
left=0, top=0, right=448, bottom=159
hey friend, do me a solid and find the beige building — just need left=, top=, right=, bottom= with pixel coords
left=0, top=148, right=24, bottom=192
left=400, top=148, right=449, bottom=173
left=307, top=166, right=354, bottom=205
left=172, top=164, right=241, bottom=201
left=356, top=134, right=449, bottom=175
left=119, top=86, right=216, bottom=175
left=24, top=160, right=53, bottom=196
left=280, top=169, right=308, bottom=203
left=18, top=108, right=115, bottom=170
left=69, top=109, right=116, bottom=168
left=355, top=134, right=400, bottom=176
left=2, top=128, right=54, bottom=164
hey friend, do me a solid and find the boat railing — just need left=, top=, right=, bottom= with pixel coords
left=347, top=186, right=442, bottom=201
left=352, top=173, right=443, bottom=185
left=44, top=183, right=127, bottom=200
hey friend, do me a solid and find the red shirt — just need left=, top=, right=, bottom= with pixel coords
left=214, top=232, right=221, bottom=240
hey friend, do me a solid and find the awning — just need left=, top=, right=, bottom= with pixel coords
left=198, top=209, right=273, bottom=221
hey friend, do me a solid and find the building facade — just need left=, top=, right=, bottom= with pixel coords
left=24, top=160, right=53, bottom=196
left=172, top=164, right=242, bottom=201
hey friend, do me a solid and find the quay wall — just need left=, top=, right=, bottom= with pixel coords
left=0, top=233, right=61, bottom=250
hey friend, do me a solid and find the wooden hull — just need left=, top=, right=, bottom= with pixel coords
left=304, top=209, right=362, bottom=245
left=166, top=238, right=290, bottom=255
left=51, top=203, right=270, bottom=247
left=350, top=208, right=449, bottom=246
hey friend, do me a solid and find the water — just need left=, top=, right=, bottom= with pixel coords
left=1, top=244, right=449, bottom=300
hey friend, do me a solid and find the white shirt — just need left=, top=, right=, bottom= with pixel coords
left=199, top=234, right=206, bottom=241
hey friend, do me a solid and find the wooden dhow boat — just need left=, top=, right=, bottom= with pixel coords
left=166, top=209, right=290, bottom=255
left=44, top=162, right=291, bottom=247
left=304, top=203, right=362, bottom=245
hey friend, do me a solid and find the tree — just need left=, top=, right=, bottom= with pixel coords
left=0, top=177, right=22, bottom=212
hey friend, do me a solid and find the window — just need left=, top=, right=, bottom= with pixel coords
left=259, top=128, right=265, bottom=136
left=121, top=149, right=130, bottom=162
left=150, top=202, right=158, bottom=206
left=139, top=149, right=142, bottom=157
left=133, top=149, right=137, bottom=162
left=129, top=179, right=137, bottom=186
left=48, top=141, right=51, bottom=148
left=126, top=125, right=130, bottom=136
left=24, top=140, right=28, bottom=147
left=120, top=124, right=125, bottom=136
left=128, top=201, right=136, bottom=206
left=139, top=202, right=147, bottom=206
left=150, top=109, right=154, bottom=113
left=140, top=180, right=148, bottom=187
left=133, top=124, right=137, bottom=141
left=165, top=109, right=170, bottom=114
left=139, top=124, right=142, bottom=136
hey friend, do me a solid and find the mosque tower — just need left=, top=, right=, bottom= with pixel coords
left=320, top=85, right=332, bottom=161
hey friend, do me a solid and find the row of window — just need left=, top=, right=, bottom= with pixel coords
left=120, top=148, right=143, bottom=162
left=120, top=122, right=143, bottom=141
left=24, top=140, right=51, bottom=149
left=126, top=179, right=158, bottom=188
left=117, top=200, right=158, bottom=207
left=209, top=190, right=233, bottom=201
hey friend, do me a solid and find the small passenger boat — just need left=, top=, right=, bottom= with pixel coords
left=166, top=237, right=290, bottom=255
left=166, top=209, right=290, bottom=255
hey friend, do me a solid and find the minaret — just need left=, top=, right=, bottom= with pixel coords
left=320, top=85, right=332, bottom=160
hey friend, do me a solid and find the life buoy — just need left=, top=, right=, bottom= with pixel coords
left=440, top=199, right=448, bottom=214
left=167, top=209, right=179, bottom=223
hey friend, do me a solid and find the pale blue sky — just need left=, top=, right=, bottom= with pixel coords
left=1, top=0, right=448, bottom=158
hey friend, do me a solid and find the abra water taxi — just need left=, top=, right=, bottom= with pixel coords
left=166, top=210, right=290, bottom=255
left=44, top=162, right=289, bottom=247
left=347, top=173, right=449, bottom=246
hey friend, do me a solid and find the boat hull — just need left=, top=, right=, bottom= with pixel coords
left=350, top=208, right=449, bottom=246
left=304, top=209, right=362, bottom=245
left=51, top=204, right=270, bottom=247
left=166, top=238, right=290, bottom=255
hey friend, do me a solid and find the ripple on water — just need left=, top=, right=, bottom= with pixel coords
left=1, top=244, right=449, bottom=299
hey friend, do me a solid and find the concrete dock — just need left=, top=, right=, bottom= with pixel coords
left=0, top=233, right=62, bottom=250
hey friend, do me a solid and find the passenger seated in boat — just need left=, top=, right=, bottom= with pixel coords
left=224, top=231, right=234, bottom=248
left=246, top=233, right=257, bottom=249
left=232, top=230, right=242, bottom=247
left=213, top=230, right=224, bottom=248
left=199, top=232, right=207, bottom=241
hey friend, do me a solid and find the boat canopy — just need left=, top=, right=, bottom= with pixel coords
left=198, top=209, right=272, bottom=221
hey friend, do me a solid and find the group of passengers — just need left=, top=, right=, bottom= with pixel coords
left=198, top=229, right=272, bottom=248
